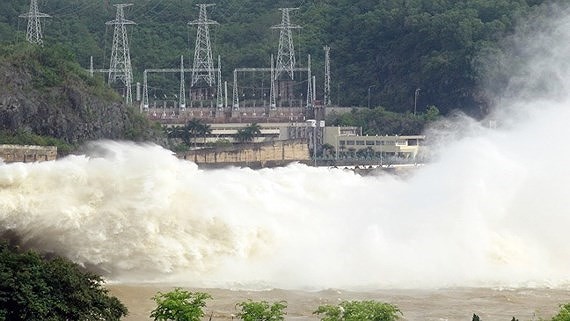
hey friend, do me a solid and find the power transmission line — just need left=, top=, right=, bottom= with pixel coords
left=189, top=4, right=218, bottom=87
left=19, top=0, right=51, bottom=46
left=272, top=8, right=301, bottom=80
left=49, top=1, right=98, bottom=17
left=107, top=3, right=136, bottom=105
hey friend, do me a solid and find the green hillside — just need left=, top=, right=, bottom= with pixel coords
left=0, top=0, right=552, bottom=118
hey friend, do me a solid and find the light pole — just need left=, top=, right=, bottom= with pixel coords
left=368, top=85, right=376, bottom=108
left=414, top=88, right=421, bottom=116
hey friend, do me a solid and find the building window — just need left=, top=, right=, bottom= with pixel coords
left=376, top=141, right=384, bottom=145
left=366, top=141, right=375, bottom=146
left=339, top=140, right=346, bottom=146
left=346, top=141, right=355, bottom=145
left=356, top=141, right=365, bottom=145
left=396, top=140, right=407, bottom=146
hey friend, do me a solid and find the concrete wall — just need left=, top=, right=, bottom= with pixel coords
left=180, top=139, right=309, bottom=168
left=0, top=145, right=57, bottom=163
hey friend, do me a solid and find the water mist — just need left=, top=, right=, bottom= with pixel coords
left=2, top=8, right=570, bottom=290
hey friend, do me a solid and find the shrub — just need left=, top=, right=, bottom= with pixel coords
left=0, top=241, right=127, bottom=320
left=236, top=299, right=287, bottom=321
left=150, top=289, right=212, bottom=321
left=314, top=300, right=401, bottom=321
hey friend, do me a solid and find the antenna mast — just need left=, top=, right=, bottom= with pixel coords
left=19, top=0, right=51, bottom=46
left=272, top=8, right=301, bottom=80
left=189, top=4, right=218, bottom=87
left=107, top=3, right=136, bottom=105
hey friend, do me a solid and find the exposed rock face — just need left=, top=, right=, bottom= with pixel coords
left=0, top=47, right=157, bottom=144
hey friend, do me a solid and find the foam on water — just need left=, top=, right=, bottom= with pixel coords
left=1, top=5, right=570, bottom=290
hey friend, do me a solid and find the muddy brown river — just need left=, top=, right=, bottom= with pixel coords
left=107, top=285, right=570, bottom=321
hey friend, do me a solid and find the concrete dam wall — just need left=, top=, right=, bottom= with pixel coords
left=0, top=145, right=57, bottom=163
left=179, top=139, right=310, bottom=168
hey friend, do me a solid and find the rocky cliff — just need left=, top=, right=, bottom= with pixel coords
left=0, top=44, right=159, bottom=145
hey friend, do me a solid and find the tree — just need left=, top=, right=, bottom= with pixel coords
left=199, top=123, right=212, bottom=146
left=551, top=303, right=570, bottom=321
left=314, top=300, right=401, bottom=321
left=150, top=288, right=212, bottom=321
left=245, top=123, right=262, bottom=136
left=166, top=126, right=190, bottom=145
left=321, top=143, right=335, bottom=158
left=235, top=300, right=287, bottom=321
left=235, top=122, right=262, bottom=143
left=0, top=242, right=128, bottom=320
left=424, top=105, right=441, bottom=122
left=235, top=128, right=253, bottom=143
left=167, top=119, right=212, bottom=149
left=185, top=119, right=207, bottom=148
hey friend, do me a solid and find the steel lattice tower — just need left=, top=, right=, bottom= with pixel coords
left=107, top=4, right=136, bottom=105
left=324, top=46, right=331, bottom=106
left=272, top=8, right=301, bottom=80
left=189, top=4, right=218, bottom=87
left=19, top=0, right=50, bottom=46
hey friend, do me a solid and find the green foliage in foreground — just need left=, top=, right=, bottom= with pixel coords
left=235, top=299, right=287, bottom=321
left=0, top=242, right=128, bottom=320
left=150, top=288, right=212, bottom=321
left=314, top=300, right=402, bottom=321
left=551, top=304, right=570, bottom=321
left=148, top=288, right=570, bottom=321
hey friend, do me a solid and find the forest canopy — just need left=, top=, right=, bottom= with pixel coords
left=0, top=0, right=555, bottom=117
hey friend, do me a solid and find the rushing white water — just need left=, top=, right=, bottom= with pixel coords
left=2, top=7, right=570, bottom=291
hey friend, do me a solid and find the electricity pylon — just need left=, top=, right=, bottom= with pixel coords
left=324, top=46, right=331, bottom=106
left=189, top=4, right=218, bottom=87
left=19, top=0, right=50, bottom=46
left=272, top=8, right=301, bottom=80
left=107, top=3, right=136, bottom=105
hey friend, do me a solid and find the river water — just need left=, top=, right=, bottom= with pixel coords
left=2, top=5, right=570, bottom=321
